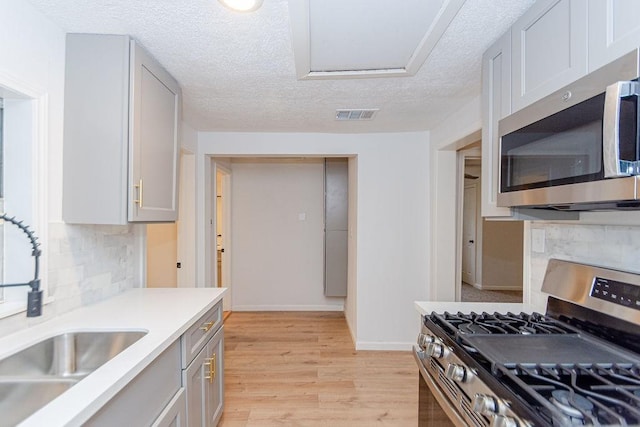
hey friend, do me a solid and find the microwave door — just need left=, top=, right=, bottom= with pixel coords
left=603, top=80, right=640, bottom=177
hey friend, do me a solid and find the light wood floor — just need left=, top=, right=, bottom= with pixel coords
left=219, top=312, right=418, bottom=426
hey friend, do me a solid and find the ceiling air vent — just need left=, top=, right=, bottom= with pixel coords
left=335, top=109, right=379, bottom=121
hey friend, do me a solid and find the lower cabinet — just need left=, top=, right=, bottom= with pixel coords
left=87, top=341, right=182, bottom=426
left=183, top=326, right=224, bottom=427
left=87, top=301, right=224, bottom=426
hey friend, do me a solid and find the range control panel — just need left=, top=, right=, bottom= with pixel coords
left=591, top=277, right=640, bottom=310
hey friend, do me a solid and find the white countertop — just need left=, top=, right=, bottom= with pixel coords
left=414, top=301, right=536, bottom=316
left=0, top=287, right=226, bottom=427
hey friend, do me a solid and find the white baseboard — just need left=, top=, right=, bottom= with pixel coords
left=232, top=304, right=344, bottom=312
left=355, top=341, right=414, bottom=351
left=475, top=285, right=523, bottom=291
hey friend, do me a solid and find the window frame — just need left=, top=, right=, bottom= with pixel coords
left=0, top=74, right=49, bottom=318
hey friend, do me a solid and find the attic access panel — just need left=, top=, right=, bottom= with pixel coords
left=288, top=0, right=465, bottom=79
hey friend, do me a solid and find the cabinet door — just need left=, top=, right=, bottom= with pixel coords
left=152, top=388, right=187, bottom=427
left=511, top=0, right=587, bottom=112
left=183, top=343, right=208, bottom=427
left=588, top=0, right=640, bottom=72
left=481, top=31, right=513, bottom=218
left=129, top=40, right=181, bottom=222
left=184, top=326, right=224, bottom=427
left=206, top=327, right=224, bottom=426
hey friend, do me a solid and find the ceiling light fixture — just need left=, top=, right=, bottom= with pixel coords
left=218, top=0, right=263, bottom=12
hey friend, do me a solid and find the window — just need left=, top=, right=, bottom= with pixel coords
left=0, top=86, right=48, bottom=317
left=0, top=98, right=4, bottom=302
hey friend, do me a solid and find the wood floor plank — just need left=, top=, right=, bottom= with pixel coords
left=219, top=312, right=418, bottom=426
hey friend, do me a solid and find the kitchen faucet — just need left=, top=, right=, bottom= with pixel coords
left=0, top=213, right=42, bottom=317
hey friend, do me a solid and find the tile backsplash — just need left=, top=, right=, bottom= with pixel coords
left=0, top=222, right=142, bottom=336
left=529, top=221, right=640, bottom=309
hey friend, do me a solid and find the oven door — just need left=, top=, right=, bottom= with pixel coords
left=413, top=346, right=467, bottom=427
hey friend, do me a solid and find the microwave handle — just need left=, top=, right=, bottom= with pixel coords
left=603, top=81, right=640, bottom=177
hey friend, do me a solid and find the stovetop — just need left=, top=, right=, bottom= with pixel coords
left=417, top=260, right=640, bottom=427
left=423, top=304, right=640, bottom=426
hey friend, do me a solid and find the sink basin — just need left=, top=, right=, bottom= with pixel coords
left=0, top=331, right=147, bottom=378
left=0, top=331, right=146, bottom=380
left=0, top=331, right=146, bottom=426
left=0, top=378, right=78, bottom=427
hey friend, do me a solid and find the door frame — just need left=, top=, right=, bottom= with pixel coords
left=212, top=159, right=232, bottom=311
left=462, top=180, right=479, bottom=287
left=455, top=145, right=482, bottom=301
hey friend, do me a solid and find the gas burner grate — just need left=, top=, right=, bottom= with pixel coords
left=498, top=363, right=640, bottom=426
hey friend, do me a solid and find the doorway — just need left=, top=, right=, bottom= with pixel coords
left=457, top=145, right=524, bottom=303
left=213, top=160, right=231, bottom=312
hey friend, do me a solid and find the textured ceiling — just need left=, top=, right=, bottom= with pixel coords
left=26, top=0, right=536, bottom=133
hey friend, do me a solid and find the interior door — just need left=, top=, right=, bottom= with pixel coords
left=462, top=184, right=477, bottom=285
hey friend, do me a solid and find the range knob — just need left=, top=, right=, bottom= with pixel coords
left=425, top=342, right=448, bottom=359
left=445, top=363, right=468, bottom=383
left=473, top=393, right=498, bottom=415
left=417, top=333, right=436, bottom=349
left=491, top=414, right=519, bottom=427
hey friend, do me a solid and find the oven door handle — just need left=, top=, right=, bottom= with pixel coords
left=412, top=346, right=468, bottom=427
left=603, top=80, right=640, bottom=178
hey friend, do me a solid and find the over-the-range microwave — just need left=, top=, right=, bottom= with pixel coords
left=497, top=49, right=640, bottom=211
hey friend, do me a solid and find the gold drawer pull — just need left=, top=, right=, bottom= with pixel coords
left=200, top=321, right=214, bottom=332
left=204, top=355, right=216, bottom=384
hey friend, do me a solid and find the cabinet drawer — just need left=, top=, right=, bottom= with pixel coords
left=181, top=301, right=222, bottom=368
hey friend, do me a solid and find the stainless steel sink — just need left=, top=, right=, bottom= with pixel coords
left=0, top=330, right=146, bottom=426
left=0, top=378, right=78, bottom=427
left=0, top=331, right=147, bottom=378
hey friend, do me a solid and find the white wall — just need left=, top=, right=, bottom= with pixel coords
left=0, top=1, right=143, bottom=335
left=230, top=159, right=342, bottom=310
left=430, top=97, right=482, bottom=301
left=197, top=132, right=430, bottom=349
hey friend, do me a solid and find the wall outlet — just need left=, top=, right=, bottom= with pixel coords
left=531, top=228, right=545, bottom=253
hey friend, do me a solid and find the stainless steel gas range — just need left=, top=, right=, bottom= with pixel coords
left=414, top=259, right=640, bottom=427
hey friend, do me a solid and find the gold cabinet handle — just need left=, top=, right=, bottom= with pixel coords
left=200, top=321, right=214, bottom=332
left=134, top=178, right=143, bottom=208
left=204, top=354, right=216, bottom=384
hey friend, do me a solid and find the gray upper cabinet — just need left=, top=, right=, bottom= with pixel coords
left=481, top=30, right=513, bottom=218
left=511, top=0, right=588, bottom=113
left=588, top=0, right=640, bottom=72
left=63, top=34, right=180, bottom=224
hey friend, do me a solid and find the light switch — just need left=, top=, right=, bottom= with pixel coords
left=298, top=212, right=306, bottom=221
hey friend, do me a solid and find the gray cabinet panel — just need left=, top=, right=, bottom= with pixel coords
left=325, top=231, right=347, bottom=297
left=62, top=34, right=130, bottom=224
left=324, top=159, right=348, bottom=297
left=87, top=341, right=181, bottom=426
left=325, top=159, right=348, bottom=230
